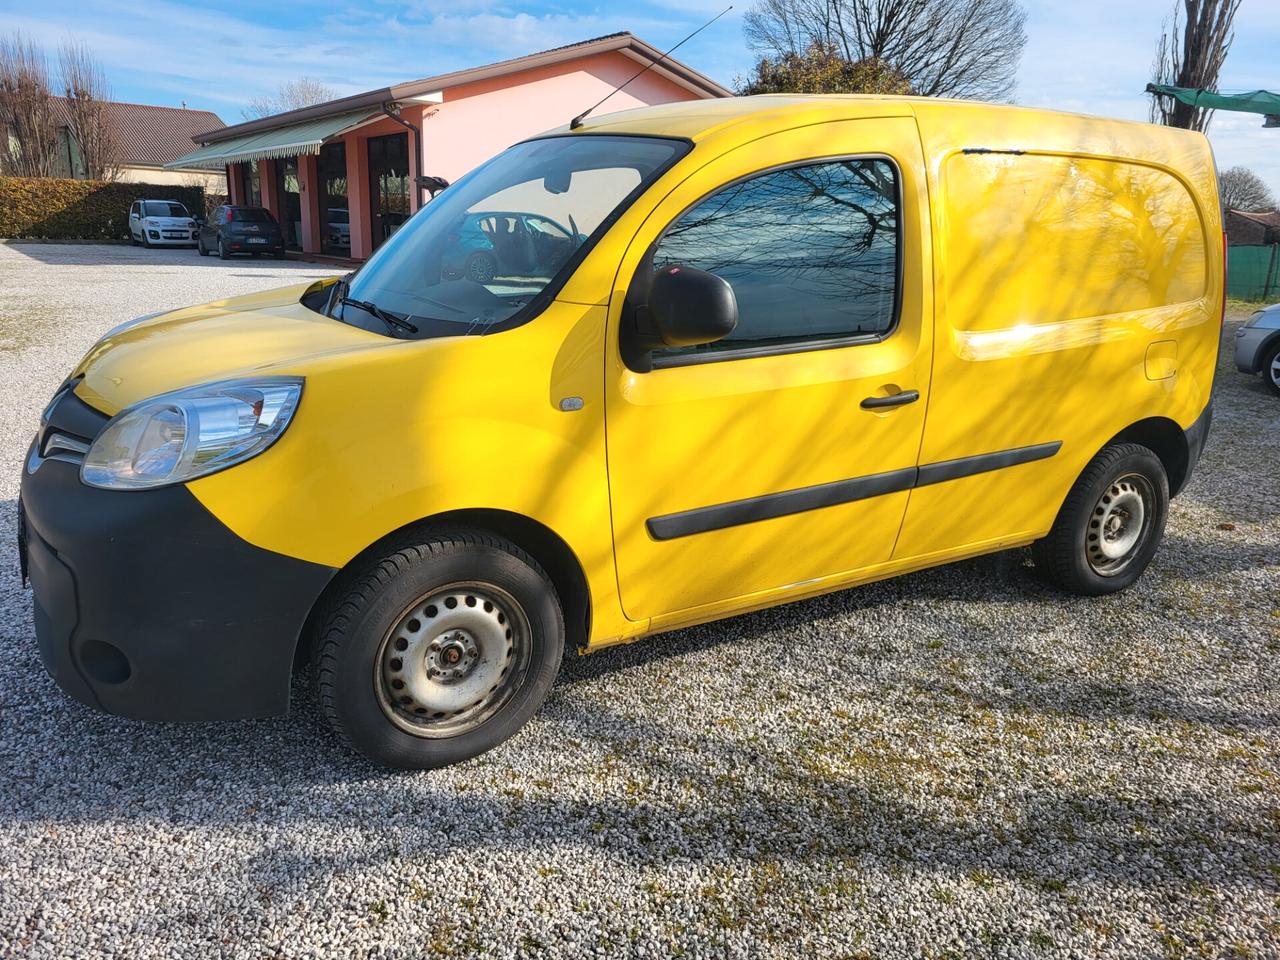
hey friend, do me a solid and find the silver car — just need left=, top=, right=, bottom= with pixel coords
left=1235, top=303, right=1280, bottom=396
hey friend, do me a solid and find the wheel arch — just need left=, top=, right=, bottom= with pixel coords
left=295, top=508, right=591, bottom=670
left=1102, top=416, right=1191, bottom=497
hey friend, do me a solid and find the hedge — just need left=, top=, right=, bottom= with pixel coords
left=0, top=177, right=207, bottom=240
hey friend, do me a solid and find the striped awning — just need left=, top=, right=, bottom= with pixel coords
left=165, top=109, right=378, bottom=169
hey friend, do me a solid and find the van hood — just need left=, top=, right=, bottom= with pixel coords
left=72, top=281, right=388, bottom=416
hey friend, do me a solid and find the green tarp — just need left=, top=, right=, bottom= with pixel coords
left=1228, top=244, right=1280, bottom=302
left=1146, top=84, right=1280, bottom=121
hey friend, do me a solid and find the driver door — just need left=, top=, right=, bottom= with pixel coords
left=604, top=118, right=933, bottom=624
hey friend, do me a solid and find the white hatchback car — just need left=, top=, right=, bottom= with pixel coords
left=128, top=199, right=199, bottom=248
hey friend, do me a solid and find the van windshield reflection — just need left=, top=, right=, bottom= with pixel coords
left=329, top=135, right=689, bottom=340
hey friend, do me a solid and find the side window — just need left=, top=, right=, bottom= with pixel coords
left=650, top=158, right=900, bottom=361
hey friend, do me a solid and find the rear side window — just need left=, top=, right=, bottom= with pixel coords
left=649, top=158, right=900, bottom=361
left=233, top=208, right=275, bottom=223
left=942, top=153, right=1207, bottom=333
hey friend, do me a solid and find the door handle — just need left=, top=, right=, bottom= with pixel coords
left=860, top=389, right=920, bottom=410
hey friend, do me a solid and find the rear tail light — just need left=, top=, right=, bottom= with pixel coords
left=225, top=209, right=234, bottom=223
left=1221, top=231, right=1228, bottom=326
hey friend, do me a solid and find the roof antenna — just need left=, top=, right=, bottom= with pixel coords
left=570, top=7, right=733, bottom=130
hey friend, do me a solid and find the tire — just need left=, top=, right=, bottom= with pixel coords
left=218, top=238, right=230, bottom=260
left=1031, top=442, right=1169, bottom=596
left=1262, top=339, right=1280, bottom=397
left=466, top=252, right=497, bottom=283
left=311, top=529, right=564, bottom=769
left=197, top=237, right=208, bottom=257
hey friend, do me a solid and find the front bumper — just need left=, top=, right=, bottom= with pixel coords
left=145, top=230, right=199, bottom=246
left=1235, top=324, right=1277, bottom=375
left=20, top=387, right=335, bottom=721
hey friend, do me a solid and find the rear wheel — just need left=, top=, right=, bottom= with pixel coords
left=311, top=529, right=564, bottom=769
left=1031, top=443, right=1169, bottom=595
left=218, top=238, right=230, bottom=260
left=1262, top=340, right=1280, bottom=397
left=197, top=237, right=208, bottom=257
left=466, top=252, right=497, bottom=283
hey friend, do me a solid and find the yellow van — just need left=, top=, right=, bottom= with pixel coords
left=21, top=96, right=1222, bottom=769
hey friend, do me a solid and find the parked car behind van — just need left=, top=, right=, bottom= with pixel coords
left=22, top=96, right=1223, bottom=769
left=1234, top=302, right=1280, bottom=395
left=198, top=205, right=285, bottom=259
left=128, top=199, right=198, bottom=247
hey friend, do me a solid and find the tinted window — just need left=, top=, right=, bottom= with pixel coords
left=650, top=159, right=899, bottom=360
left=232, top=208, right=275, bottom=223
left=142, top=201, right=188, bottom=218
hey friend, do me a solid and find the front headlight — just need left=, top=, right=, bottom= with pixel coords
left=81, top=377, right=303, bottom=490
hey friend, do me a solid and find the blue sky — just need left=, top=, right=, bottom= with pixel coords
left=4, top=0, right=1278, bottom=195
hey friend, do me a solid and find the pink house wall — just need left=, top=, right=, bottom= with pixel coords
left=421, top=52, right=703, bottom=185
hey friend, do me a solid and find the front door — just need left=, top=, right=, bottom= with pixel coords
left=605, top=118, right=934, bottom=623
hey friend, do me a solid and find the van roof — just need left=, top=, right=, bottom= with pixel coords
left=569, top=94, right=1206, bottom=154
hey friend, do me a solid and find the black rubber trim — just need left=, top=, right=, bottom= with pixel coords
left=645, top=441, right=1063, bottom=541
left=646, top=466, right=917, bottom=541
left=915, top=441, right=1062, bottom=487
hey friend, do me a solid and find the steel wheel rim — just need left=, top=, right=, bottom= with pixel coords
left=1086, top=473, right=1154, bottom=576
left=373, top=581, right=531, bottom=739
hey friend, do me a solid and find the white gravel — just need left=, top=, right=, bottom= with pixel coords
left=0, top=243, right=1277, bottom=959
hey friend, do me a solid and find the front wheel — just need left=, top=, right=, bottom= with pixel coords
left=1262, top=340, right=1280, bottom=397
left=311, top=529, right=564, bottom=769
left=1031, top=443, right=1169, bottom=595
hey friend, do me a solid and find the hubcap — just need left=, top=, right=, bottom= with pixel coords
left=1086, top=474, right=1153, bottom=576
left=1269, top=353, right=1280, bottom=387
left=374, top=583, right=529, bottom=738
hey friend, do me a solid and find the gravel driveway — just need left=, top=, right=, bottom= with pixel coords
left=0, top=242, right=1277, bottom=959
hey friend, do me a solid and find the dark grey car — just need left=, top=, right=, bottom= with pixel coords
left=198, top=205, right=286, bottom=260
left=1234, top=303, right=1280, bottom=396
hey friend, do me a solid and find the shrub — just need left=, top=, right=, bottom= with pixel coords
left=0, top=177, right=207, bottom=240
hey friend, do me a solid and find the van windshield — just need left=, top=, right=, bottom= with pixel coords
left=335, top=135, right=688, bottom=339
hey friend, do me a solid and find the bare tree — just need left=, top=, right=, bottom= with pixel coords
left=58, top=41, right=118, bottom=181
left=1218, top=166, right=1277, bottom=212
left=743, top=0, right=1028, bottom=102
left=1149, top=0, right=1241, bottom=131
left=0, top=32, right=59, bottom=177
left=241, top=77, right=335, bottom=120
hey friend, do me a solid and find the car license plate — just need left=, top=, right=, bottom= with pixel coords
left=249, top=238, right=268, bottom=244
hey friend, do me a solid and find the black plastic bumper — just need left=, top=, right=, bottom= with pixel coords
left=20, top=389, right=335, bottom=721
left=1176, top=398, right=1213, bottom=497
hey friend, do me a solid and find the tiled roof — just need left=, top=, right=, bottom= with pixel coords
left=1229, top=208, right=1280, bottom=228
left=52, top=97, right=225, bottom=167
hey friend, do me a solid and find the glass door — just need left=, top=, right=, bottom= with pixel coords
left=275, top=156, right=302, bottom=250
left=318, top=142, right=349, bottom=256
left=367, top=132, right=409, bottom=251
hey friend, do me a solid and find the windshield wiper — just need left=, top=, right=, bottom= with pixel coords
left=339, top=296, right=419, bottom=336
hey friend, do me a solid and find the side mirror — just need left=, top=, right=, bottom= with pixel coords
left=622, top=265, right=737, bottom=372
left=650, top=265, right=737, bottom=347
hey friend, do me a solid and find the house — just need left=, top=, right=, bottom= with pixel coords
left=51, top=98, right=226, bottom=191
left=1225, top=208, right=1280, bottom=246
left=167, top=33, right=731, bottom=260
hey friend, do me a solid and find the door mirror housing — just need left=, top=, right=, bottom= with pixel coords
left=651, top=266, right=737, bottom=347
left=623, top=265, right=737, bottom=371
